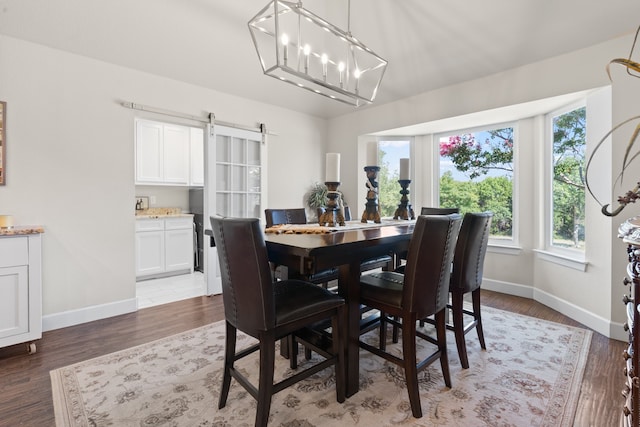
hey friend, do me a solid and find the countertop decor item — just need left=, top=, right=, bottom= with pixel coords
left=248, top=0, right=387, bottom=107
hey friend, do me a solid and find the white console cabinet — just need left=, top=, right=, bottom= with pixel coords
left=0, top=231, right=43, bottom=353
left=136, top=217, right=193, bottom=279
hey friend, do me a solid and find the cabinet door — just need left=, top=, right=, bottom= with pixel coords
left=190, top=128, right=204, bottom=186
left=135, top=120, right=164, bottom=184
left=163, top=125, right=190, bottom=184
left=135, top=231, right=165, bottom=277
left=165, top=228, right=193, bottom=272
left=0, top=266, right=29, bottom=340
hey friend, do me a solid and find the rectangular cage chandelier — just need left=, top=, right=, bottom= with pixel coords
left=248, top=0, right=388, bottom=107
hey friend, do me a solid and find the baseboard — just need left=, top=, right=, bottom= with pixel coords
left=42, top=298, right=138, bottom=332
left=483, top=278, right=534, bottom=298
left=484, top=278, right=625, bottom=342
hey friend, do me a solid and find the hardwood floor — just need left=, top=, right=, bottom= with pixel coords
left=0, top=290, right=625, bottom=426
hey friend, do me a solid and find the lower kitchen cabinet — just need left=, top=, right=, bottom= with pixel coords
left=0, top=231, right=43, bottom=353
left=136, top=216, right=193, bottom=280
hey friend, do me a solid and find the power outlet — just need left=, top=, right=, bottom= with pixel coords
left=150, top=196, right=157, bottom=206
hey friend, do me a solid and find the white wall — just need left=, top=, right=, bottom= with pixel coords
left=0, top=35, right=327, bottom=329
left=327, top=36, right=634, bottom=339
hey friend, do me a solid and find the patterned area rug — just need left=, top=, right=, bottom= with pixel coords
left=50, top=306, right=592, bottom=426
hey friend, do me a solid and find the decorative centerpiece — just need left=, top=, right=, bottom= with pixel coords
left=393, top=158, right=415, bottom=220
left=318, top=153, right=345, bottom=226
left=361, top=142, right=381, bottom=223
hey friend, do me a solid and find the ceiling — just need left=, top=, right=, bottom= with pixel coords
left=1, top=0, right=640, bottom=119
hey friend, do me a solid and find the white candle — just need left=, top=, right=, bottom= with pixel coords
left=326, top=153, right=340, bottom=182
left=366, top=142, right=378, bottom=166
left=399, top=158, right=410, bottom=180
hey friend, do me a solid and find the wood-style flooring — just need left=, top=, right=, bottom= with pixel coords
left=0, top=290, right=625, bottom=426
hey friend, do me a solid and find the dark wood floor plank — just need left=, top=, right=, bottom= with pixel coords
left=0, top=290, right=624, bottom=426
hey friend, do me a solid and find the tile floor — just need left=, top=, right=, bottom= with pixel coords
left=136, top=271, right=206, bottom=309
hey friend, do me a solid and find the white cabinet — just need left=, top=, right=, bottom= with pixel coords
left=0, top=233, right=42, bottom=353
left=189, top=127, right=204, bottom=186
left=135, top=120, right=190, bottom=185
left=136, top=217, right=193, bottom=279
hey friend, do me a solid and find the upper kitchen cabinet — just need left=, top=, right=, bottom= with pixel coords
left=189, top=127, right=204, bottom=187
left=135, top=119, right=190, bottom=185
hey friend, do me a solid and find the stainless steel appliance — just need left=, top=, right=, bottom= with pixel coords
left=189, top=189, right=204, bottom=272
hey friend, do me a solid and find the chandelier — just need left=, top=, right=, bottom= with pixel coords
left=248, top=1, right=388, bottom=107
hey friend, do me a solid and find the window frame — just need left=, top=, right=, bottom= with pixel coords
left=543, top=99, right=587, bottom=261
left=374, top=136, right=414, bottom=219
left=434, top=121, right=519, bottom=248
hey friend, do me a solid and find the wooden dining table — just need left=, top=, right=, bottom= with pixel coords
left=264, top=220, right=415, bottom=397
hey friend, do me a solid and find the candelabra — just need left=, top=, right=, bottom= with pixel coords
left=361, top=166, right=381, bottom=223
left=393, top=179, right=415, bottom=220
left=319, top=182, right=345, bottom=226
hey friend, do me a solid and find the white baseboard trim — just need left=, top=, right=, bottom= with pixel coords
left=42, top=298, right=138, bottom=332
left=483, top=278, right=534, bottom=299
left=483, top=278, right=626, bottom=342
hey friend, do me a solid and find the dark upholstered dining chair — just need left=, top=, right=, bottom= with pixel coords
left=264, top=208, right=307, bottom=228
left=358, top=213, right=462, bottom=418
left=211, top=216, right=346, bottom=427
left=265, top=208, right=339, bottom=286
left=420, top=207, right=460, bottom=215
left=448, top=211, right=493, bottom=368
left=394, top=207, right=460, bottom=273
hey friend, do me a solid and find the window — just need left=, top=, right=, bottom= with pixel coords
left=438, top=125, right=515, bottom=241
left=377, top=139, right=411, bottom=218
left=548, top=105, right=586, bottom=251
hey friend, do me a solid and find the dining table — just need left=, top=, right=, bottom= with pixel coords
left=264, top=219, right=416, bottom=397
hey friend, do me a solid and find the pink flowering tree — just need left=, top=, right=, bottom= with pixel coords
left=439, top=129, right=513, bottom=180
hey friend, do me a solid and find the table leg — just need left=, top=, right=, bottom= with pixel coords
left=338, top=260, right=361, bottom=397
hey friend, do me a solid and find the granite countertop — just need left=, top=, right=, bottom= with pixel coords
left=135, top=207, right=194, bottom=219
left=0, top=226, right=44, bottom=236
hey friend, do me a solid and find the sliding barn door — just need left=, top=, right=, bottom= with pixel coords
left=204, top=125, right=266, bottom=295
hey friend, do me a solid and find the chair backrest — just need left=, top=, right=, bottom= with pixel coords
left=402, top=214, right=462, bottom=318
left=420, top=207, right=460, bottom=215
left=450, top=212, right=493, bottom=293
left=210, top=216, right=276, bottom=337
left=265, top=208, right=307, bottom=228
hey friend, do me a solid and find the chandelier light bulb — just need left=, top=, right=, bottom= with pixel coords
left=338, top=62, right=345, bottom=87
left=303, top=44, right=311, bottom=73
left=281, top=33, right=289, bottom=64
left=321, top=54, right=328, bottom=80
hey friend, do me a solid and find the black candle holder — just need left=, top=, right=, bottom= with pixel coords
left=393, top=179, right=415, bottom=220
left=361, top=166, right=381, bottom=223
left=319, top=182, right=346, bottom=226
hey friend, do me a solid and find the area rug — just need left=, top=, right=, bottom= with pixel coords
left=50, top=306, right=592, bottom=426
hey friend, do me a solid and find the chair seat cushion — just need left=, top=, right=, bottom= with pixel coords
left=360, top=271, right=404, bottom=309
left=274, top=280, right=344, bottom=325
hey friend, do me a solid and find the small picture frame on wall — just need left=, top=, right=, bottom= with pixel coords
left=0, top=101, right=5, bottom=185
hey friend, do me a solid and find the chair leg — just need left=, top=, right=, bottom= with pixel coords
left=219, top=321, right=237, bottom=409
left=288, top=334, right=298, bottom=369
left=333, top=306, right=346, bottom=403
left=392, top=315, right=399, bottom=343
left=379, top=312, right=387, bottom=351
left=451, top=291, right=469, bottom=369
left=402, top=313, right=422, bottom=418
left=255, top=334, right=276, bottom=427
left=435, top=310, right=451, bottom=387
left=472, top=289, right=486, bottom=350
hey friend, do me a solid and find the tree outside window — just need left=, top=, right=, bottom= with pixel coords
left=439, top=127, right=514, bottom=238
left=377, top=140, right=410, bottom=218
left=551, top=107, right=586, bottom=250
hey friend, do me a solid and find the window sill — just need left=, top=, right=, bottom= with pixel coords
left=533, top=249, right=588, bottom=272
left=487, top=244, right=522, bottom=256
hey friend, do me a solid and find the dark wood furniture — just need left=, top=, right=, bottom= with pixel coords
left=265, top=221, right=415, bottom=397
left=420, top=207, right=460, bottom=215
left=211, top=217, right=346, bottom=427
left=447, top=211, right=493, bottom=368
left=358, top=214, right=462, bottom=418
left=622, top=233, right=640, bottom=426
